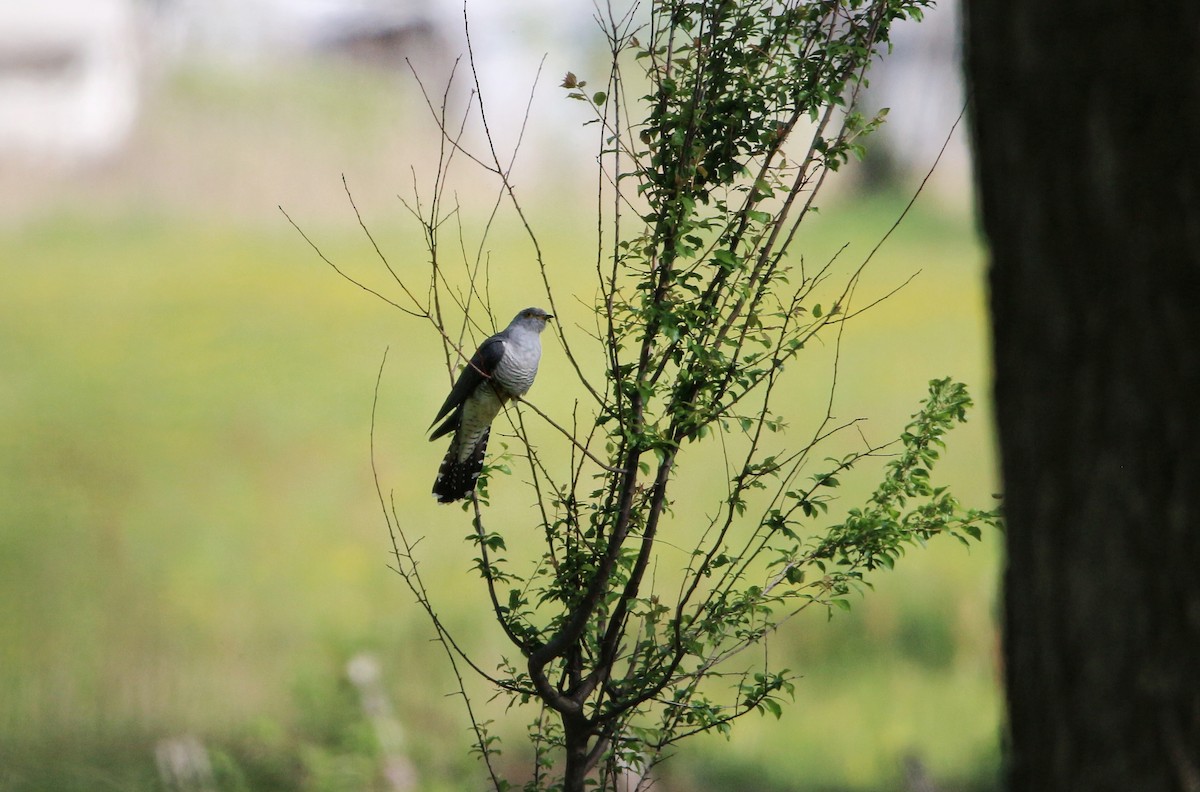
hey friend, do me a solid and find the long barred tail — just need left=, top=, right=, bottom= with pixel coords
left=432, top=428, right=490, bottom=503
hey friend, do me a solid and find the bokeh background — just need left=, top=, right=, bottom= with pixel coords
left=0, top=1, right=1000, bottom=790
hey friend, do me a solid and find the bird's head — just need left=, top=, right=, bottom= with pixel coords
left=514, top=307, right=553, bottom=332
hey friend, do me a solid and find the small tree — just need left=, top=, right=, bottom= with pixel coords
left=294, top=1, right=999, bottom=789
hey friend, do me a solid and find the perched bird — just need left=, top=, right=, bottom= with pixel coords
left=429, top=307, right=553, bottom=503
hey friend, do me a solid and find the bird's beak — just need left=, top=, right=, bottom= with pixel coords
left=545, top=314, right=554, bottom=321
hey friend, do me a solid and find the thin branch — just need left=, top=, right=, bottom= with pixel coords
left=280, top=206, right=424, bottom=318
left=342, top=175, right=427, bottom=313
left=515, top=396, right=622, bottom=473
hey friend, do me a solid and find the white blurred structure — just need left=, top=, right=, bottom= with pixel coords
left=346, top=653, right=417, bottom=792
left=0, top=0, right=141, bottom=162
left=157, top=0, right=441, bottom=65
left=0, top=0, right=449, bottom=166
left=0, top=0, right=967, bottom=194
left=859, top=0, right=971, bottom=198
left=154, top=735, right=217, bottom=792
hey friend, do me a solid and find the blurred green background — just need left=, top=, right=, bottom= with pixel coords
left=0, top=12, right=999, bottom=792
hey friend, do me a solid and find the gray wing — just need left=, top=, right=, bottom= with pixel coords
left=429, top=335, right=506, bottom=441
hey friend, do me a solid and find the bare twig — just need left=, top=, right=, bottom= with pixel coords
left=280, top=207, right=424, bottom=318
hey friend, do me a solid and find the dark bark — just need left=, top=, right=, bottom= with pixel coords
left=563, top=712, right=593, bottom=792
left=965, top=3, right=1200, bottom=790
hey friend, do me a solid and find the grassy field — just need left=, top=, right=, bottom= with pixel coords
left=0, top=61, right=999, bottom=792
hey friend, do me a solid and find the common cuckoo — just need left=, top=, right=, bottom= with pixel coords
left=429, top=307, right=552, bottom=503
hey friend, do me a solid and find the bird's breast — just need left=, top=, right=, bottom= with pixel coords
left=493, top=338, right=541, bottom=396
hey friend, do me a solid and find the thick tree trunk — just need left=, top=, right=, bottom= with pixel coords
left=562, top=712, right=596, bottom=792
left=965, top=3, right=1200, bottom=791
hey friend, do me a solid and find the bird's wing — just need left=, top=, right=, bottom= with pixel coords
left=429, top=335, right=506, bottom=440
